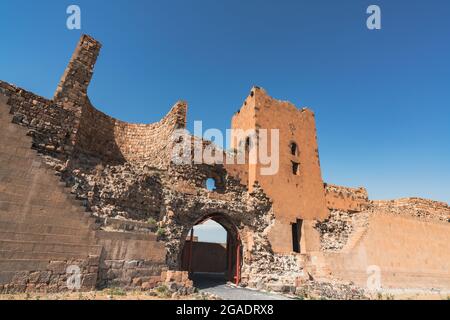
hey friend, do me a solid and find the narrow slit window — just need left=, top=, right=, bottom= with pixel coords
left=290, top=142, right=298, bottom=156
left=292, top=161, right=300, bottom=175
left=245, top=137, right=251, bottom=151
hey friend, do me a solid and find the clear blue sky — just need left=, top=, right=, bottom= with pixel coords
left=194, top=220, right=226, bottom=244
left=1, top=0, right=449, bottom=204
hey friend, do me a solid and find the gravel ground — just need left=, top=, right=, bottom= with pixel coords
left=192, top=273, right=292, bottom=300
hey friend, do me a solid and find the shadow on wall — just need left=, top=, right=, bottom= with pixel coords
left=73, top=99, right=127, bottom=166
left=182, top=242, right=227, bottom=273
left=72, top=99, right=187, bottom=168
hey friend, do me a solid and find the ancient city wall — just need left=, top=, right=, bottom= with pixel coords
left=2, top=33, right=449, bottom=295
left=74, top=99, right=187, bottom=167
left=323, top=213, right=450, bottom=289
left=0, top=94, right=101, bottom=293
left=372, top=198, right=449, bottom=223
left=94, top=230, right=167, bottom=289
left=182, top=242, right=227, bottom=273
left=0, top=81, right=77, bottom=159
left=325, top=184, right=370, bottom=212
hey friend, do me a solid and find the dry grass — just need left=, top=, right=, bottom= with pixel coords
left=0, top=289, right=207, bottom=301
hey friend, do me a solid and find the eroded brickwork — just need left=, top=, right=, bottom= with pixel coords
left=371, top=198, right=449, bottom=223
left=0, top=81, right=77, bottom=158
left=315, top=197, right=449, bottom=252
left=325, top=184, right=370, bottom=212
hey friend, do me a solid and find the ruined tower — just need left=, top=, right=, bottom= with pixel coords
left=230, top=87, right=329, bottom=253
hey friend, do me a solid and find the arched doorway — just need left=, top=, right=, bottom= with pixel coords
left=180, top=214, right=242, bottom=286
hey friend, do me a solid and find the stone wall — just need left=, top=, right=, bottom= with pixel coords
left=0, top=81, right=77, bottom=158
left=0, top=257, right=100, bottom=294
left=323, top=213, right=450, bottom=289
left=314, top=210, right=370, bottom=251
left=0, top=36, right=317, bottom=292
left=182, top=242, right=227, bottom=273
left=0, top=94, right=102, bottom=293
left=315, top=197, right=449, bottom=252
left=231, top=87, right=329, bottom=224
left=314, top=197, right=450, bottom=289
left=73, top=99, right=186, bottom=166
left=325, top=184, right=369, bottom=212
left=0, top=81, right=178, bottom=293
left=230, top=87, right=329, bottom=254
left=371, top=198, right=449, bottom=223
left=2, top=33, right=449, bottom=295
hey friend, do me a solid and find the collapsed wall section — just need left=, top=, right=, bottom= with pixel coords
left=325, top=184, right=369, bottom=212
left=73, top=99, right=186, bottom=167
left=0, top=81, right=78, bottom=158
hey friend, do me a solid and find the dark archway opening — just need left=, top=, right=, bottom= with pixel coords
left=180, top=214, right=242, bottom=288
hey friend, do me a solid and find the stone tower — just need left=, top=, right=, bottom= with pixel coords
left=230, top=87, right=329, bottom=253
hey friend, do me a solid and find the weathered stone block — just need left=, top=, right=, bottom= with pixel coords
left=103, top=260, right=124, bottom=269
left=105, top=269, right=121, bottom=281
left=132, top=277, right=142, bottom=287
left=28, top=272, right=41, bottom=284
left=88, top=255, right=100, bottom=266
left=81, top=273, right=97, bottom=289
left=12, top=272, right=29, bottom=285
left=39, top=271, right=52, bottom=284
left=123, top=260, right=139, bottom=269
left=47, top=261, right=67, bottom=275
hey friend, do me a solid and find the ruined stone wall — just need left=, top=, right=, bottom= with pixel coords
left=1, top=34, right=311, bottom=294
left=4, top=33, right=450, bottom=295
left=0, top=91, right=179, bottom=293
left=0, top=81, right=77, bottom=158
left=74, top=100, right=186, bottom=167
left=64, top=162, right=164, bottom=221
left=313, top=197, right=450, bottom=289
left=56, top=131, right=302, bottom=291
left=95, top=230, right=167, bottom=290
left=314, top=210, right=371, bottom=251
left=325, top=184, right=370, bottom=212
left=54, top=34, right=101, bottom=116
left=182, top=242, right=227, bottom=273
left=323, top=213, right=450, bottom=289
left=315, top=197, right=449, bottom=252
left=0, top=94, right=102, bottom=293
left=371, top=198, right=449, bottom=223
left=51, top=34, right=188, bottom=168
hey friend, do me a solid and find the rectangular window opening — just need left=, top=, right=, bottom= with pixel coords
left=291, top=219, right=303, bottom=253
left=292, top=161, right=300, bottom=175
